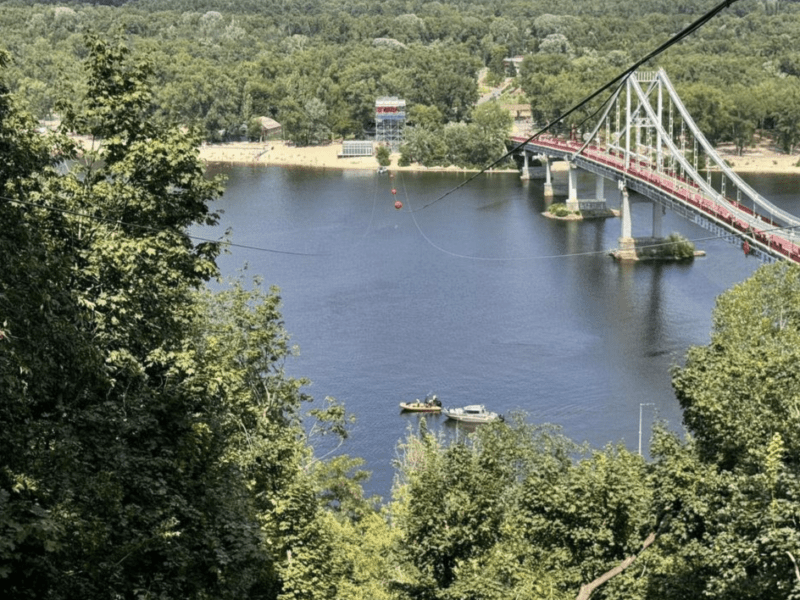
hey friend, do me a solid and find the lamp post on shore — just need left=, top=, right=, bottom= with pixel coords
left=639, top=403, right=655, bottom=456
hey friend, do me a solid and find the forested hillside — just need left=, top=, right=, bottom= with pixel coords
left=3, top=1, right=800, bottom=599
left=0, top=0, right=799, bottom=153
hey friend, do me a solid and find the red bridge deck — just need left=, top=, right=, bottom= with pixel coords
left=511, top=135, right=800, bottom=263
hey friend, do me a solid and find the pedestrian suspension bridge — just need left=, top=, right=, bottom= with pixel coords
left=511, top=69, right=800, bottom=263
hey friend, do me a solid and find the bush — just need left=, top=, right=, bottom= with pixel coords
left=548, top=203, right=572, bottom=217
left=665, top=232, right=696, bottom=259
left=376, top=145, right=391, bottom=167
left=398, top=149, right=412, bottom=167
left=637, top=233, right=695, bottom=260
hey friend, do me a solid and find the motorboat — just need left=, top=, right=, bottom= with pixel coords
left=442, top=404, right=501, bottom=424
left=400, top=393, right=442, bottom=412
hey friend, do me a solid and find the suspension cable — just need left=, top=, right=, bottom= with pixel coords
left=415, top=0, right=742, bottom=212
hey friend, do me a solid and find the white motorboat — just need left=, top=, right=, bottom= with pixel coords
left=442, top=404, right=501, bottom=424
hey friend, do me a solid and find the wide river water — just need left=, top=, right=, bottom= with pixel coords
left=197, top=164, right=799, bottom=500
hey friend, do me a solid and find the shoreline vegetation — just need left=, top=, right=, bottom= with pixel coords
left=198, top=139, right=800, bottom=175
left=198, top=140, right=518, bottom=173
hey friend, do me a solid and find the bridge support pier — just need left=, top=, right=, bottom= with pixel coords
left=543, top=156, right=553, bottom=198
left=520, top=152, right=548, bottom=181
left=595, top=175, right=606, bottom=207
left=566, top=162, right=579, bottom=211
left=617, top=185, right=637, bottom=260
left=566, top=165, right=608, bottom=213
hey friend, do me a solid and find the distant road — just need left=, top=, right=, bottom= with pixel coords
left=476, top=68, right=513, bottom=105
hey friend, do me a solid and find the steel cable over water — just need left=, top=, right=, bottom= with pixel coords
left=414, top=0, right=743, bottom=213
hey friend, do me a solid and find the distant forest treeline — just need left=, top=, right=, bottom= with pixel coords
left=1, top=0, right=800, bottom=151
left=5, top=4, right=800, bottom=600
left=0, top=0, right=800, bottom=150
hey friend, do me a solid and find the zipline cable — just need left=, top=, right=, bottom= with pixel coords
left=3, top=186, right=795, bottom=262
left=0, top=195, right=328, bottom=257
left=414, top=0, right=742, bottom=212
left=399, top=171, right=610, bottom=261
left=396, top=167, right=783, bottom=262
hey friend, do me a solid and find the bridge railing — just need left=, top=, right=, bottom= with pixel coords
left=511, top=135, right=800, bottom=263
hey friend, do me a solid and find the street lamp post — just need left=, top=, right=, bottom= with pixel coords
left=639, top=403, right=655, bottom=456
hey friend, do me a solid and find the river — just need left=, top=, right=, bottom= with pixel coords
left=196, top=164, right=797, bottom=500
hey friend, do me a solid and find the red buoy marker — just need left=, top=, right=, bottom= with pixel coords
left=394, top=200, right=403, bottom=210
left=391, top=188, right=397, bottom=195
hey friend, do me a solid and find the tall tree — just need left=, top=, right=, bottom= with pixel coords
left=650, top=262, right=800, bottom=600
left=389, top=418, right=656, bottom=600
left=1, top=33, right=288, bottom=599
left=0, top=46, right=87, bottom=599
left=2, top=32, right=372, bottom=598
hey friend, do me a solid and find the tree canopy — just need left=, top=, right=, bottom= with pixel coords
left=0, top=34, right=366, bottom=600
left=652, top=262, right=800, bottom=599
left=1, top=0, right=800, bottom=154
left=4, top=3, right=800, bottom=599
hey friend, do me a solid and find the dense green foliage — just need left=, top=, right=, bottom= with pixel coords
left=400, top=101, right=512, bottom=168
left=0, top=34, right=370, bottom=600
left=1, top=0, right=800, bottom=155
left=390, top=419, right=655, bottom=600
left=652, top=262, right=800, bottom=599
left=548, top=202, right=577, bottom=217
left=4, top=2, right=800, bottom=599
left=636, top=233, right=696, bottom=260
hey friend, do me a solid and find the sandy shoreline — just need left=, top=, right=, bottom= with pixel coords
left=198, top=140, right=504, bottom=173
left=716, top=151, right=800, bottom=174
left=199, top=140, right=800, bottom=176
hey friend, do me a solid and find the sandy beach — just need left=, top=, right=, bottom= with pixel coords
left=198, top=140, right=493, bottom=172
left=199, top=139, right=800, bottom=176
left=199, top=141, right=378, bottom=170
left=715, top=144, right=800, bottom=174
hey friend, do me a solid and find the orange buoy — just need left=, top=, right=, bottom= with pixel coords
left=394, top=200, right=403, bottom=210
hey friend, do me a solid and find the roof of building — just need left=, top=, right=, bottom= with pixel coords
left=375, top=97, right=406, bottom=108
left=258, top=116, right=282, bottom=130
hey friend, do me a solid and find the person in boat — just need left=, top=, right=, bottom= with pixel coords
left=424, top=394, right=441, bottom=407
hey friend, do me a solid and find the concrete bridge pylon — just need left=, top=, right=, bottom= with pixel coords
left=566, top=162, right=610, bottom=214
left=520, top=151, right=555, bottom=198
left=543, top=156, right=553, bottom=198
left=510, top=68, right=800, bottom=263
left=617, top=184, right=637, bottom=260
